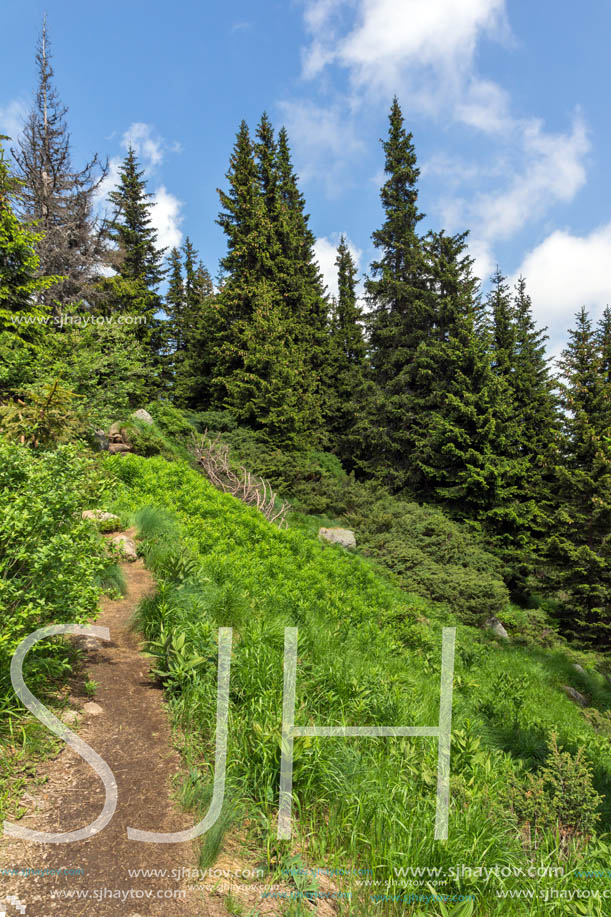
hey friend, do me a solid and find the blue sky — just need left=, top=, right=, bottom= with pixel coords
left=2, top=0, right=611, bottom=349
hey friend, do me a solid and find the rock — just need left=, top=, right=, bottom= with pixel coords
left=83, top=702, right=103, bottom=716
left=60, top=709, right=79, bottom=725
left=131, top=408, right=154, bottom=425
left=74, top=634, right=102, bottom=652
left=109, top=421, right=123, bottom=437
left=82, top=510, right=121, bottom=530
left=112, top=534, right=138, bottom=562
left=562, top=685, right=587, bottom=706
left=484, top=616, right=509, bottom=640
left=108, top=442, right=132, bottom=455
left=572, top=663, right=586, bottom=676
left=318, top=527, right=356, bottom=549
left=93, top=429, right=109, bottom=451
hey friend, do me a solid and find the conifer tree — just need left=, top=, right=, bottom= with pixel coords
left=275, top=126, right=331, bottom=426
left=597, top=305, right=611, bottom=386
left=107, top=147, right=165, bottom=290
left=366, top=97, right=428, bottom=383
left=12, top=20, right=106, bottom=310
left=97, top=147, right=165, bottom=340
left=407, top=231, right=502, bottom=515
left=214, top=119, right=324, bottom=444
left=487, top=268, right=515, bottom=379
left=359, top=97, right=431, bottom=486
left=174, top=244, right=220, bottom=410
left=165, top=246, right=185, bottom=351
left=328, top=237, right=367, bottom=459
left=547, top=308, right=611, bottom=643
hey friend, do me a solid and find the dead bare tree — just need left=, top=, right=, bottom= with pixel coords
left=191, top=432, right=289, bottom=527
left=12, top=18, right=108, bottom=311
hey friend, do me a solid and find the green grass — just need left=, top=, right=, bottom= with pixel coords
left=109, top=454, right=611, bottom=916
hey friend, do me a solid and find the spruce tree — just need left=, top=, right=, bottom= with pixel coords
left=480, top=270, right=541, bottom=590
left=107, top=147, right=165, bottom=290
left=97, top=147, right=165, bottom=340
left=174, top=244, right=220, bottom=410
left=360, top=97, right=431, bottom=487
left=165, top=246, right=185, bottom=351
left=214, top=119, right=324, bottom=444
left=597, top=305, right=611, bottom=386
left=487, top=268, right=515, bottom=379
left=407, top=231, right=502, bottom=516
left=275, top=126, right=331, bottom=429
left=547, top=308, right=611, bottom=643
left=328, top=236, right=367, bottom=460
left=12, top=20, right=106, bottom=310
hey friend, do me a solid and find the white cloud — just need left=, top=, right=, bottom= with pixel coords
left=512, top=224, right=611, bottom=347
left=0, top=99, right=27, bottom=142
left=122, top=122, right=165, bottom=169
left=303, top=0, right=507, bottom=109
left=467, top=112, right=589, bottom=243
left=277, top=99, right=366, bottom=193
left=296, top=0, right=590, bottom=271
left=455, top=79, right=512, bottom=134
left=151, top=185, right=183, bottom=250
left=314, top=233, right=362, bottom=299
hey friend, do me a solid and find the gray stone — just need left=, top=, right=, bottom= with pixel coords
left=562, top=685, right=587, bottom=706
left=484, top=616, right=509, bottom=640
left=83, top=702, right=103, bottom=716
left=572, top=663, right=586, bottom=676
left=82, top=510, right=121, bottom=530
left=108, top=442, right=132, bottom=455
left=318, top=526, right=356, bottom=549
left=131, top=408, right=154, bottom=425
left=112, top=534, right=138, bottom=562
left=93, top=429, right=109, bottom=451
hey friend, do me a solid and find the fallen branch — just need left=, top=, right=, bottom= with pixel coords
left=191, top=432, right=289, bottom=528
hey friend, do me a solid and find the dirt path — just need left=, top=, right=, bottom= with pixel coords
left=0, top=535, right=228, bottom=917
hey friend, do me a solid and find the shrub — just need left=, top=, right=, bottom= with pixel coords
left=0, top=443, right=109, bottom=728
left=511, top=733, right=602, bottom=848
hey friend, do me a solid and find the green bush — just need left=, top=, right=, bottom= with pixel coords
left=511, top=733, right=602, bottom=846
left=0, top=443, right=109, bottom=725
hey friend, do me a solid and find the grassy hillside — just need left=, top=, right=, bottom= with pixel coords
left=107, top=452, right=611, bottom=916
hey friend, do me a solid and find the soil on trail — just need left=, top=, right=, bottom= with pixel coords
left=0, top=534, right=228, bottom=917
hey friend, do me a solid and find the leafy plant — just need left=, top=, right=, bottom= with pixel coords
left=84, top=678, right=99, bottom=698
left=0, top=378, right=85, bottom=447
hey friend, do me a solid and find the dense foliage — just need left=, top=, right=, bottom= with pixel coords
left=0, top=443, right=109, bottom=718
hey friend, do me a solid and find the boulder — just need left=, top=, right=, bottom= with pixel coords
left=82, top=510, right=121, bottom=530
left=111, top=534, right=138, bottom=562
left=572, top=663, right=586, bottom=676
left=484, top=616, right=509, bottom=640
left=562, top=685, right=587, bottom=707
left=131, top=408, right=154, bottom=425
left=108, top=443, right=132, bottom=455
left=93, top=429, right=109, bottom=451
left=83, top=702, right=103, bottom=717
left=109, top=421, right=123, bottom=438
left=318, top=527, right=356, bottom=549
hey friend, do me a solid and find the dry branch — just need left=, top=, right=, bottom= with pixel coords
left=191, top=432, right=289, bottom=528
